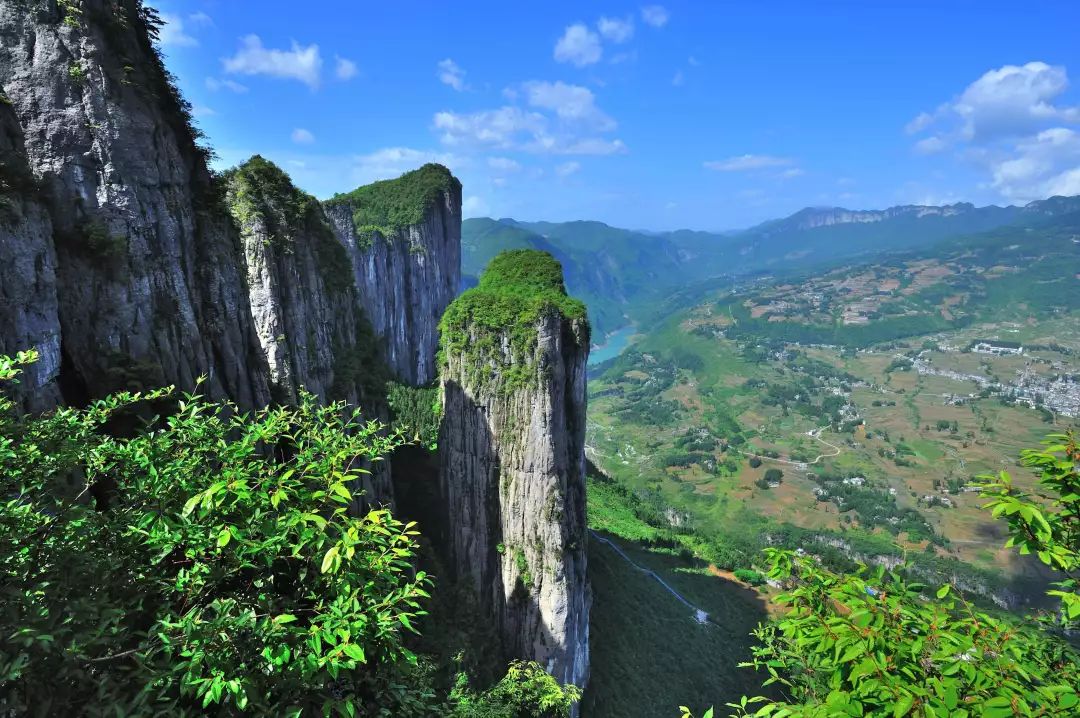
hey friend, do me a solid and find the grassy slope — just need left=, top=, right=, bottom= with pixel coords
left=583, top=478, right=774, bottom=718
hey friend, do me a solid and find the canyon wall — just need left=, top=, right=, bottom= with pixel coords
left=438, top=250, right=591, bottom=691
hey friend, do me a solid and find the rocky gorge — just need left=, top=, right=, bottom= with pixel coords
left=0, top=0, right=590, bottom=700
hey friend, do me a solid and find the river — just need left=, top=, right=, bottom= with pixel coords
left=589, top=325, right=635, bottom=366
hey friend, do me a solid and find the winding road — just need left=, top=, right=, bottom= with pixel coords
left=589, top=529, right=712, bottom=624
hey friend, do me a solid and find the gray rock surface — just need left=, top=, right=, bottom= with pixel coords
left=0, top=88, right=61, bottom=411
left=439, top=304, right=591, bottom=693
left=0, top=0, right=269, bottom=406
left=325, top=186, right=460, bottom=387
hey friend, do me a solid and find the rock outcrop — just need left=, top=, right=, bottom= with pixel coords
left=324, top=165, right=461, bottom=387
left=438, top=250, right=591, bottom=692
left=0, top=2, right=460, bottom=418
left=224, top=156, right=385, bottom=408
left=0, top=87, right=61, bottom=412
left=0, top=0, right=269, bottom=407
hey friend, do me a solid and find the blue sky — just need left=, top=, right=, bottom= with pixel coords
left=155, top=1, right=1080, bottom=231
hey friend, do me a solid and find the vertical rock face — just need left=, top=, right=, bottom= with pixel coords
left=223, top=156, right=385, bottom=407
left=0, top=90, right=61, bottom=411
left=324, top=165, right=461, bottom=387
left=0, top=0, right=269, bottom=407
left=438, top=250, right=591, bottom=691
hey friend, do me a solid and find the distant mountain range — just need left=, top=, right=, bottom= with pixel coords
left=462, top=196, right=1080, bottom=337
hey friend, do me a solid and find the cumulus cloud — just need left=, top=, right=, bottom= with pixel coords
left=205, top=77, right=249, bottom=93
left=990, top=128, right=1080, bottom=200
left=554, top=23, right=602, bottom=67
left=555, top=161, right=581, bottom=177
left=188, top=11, right=213, bottom=26
left=521, top=81, right=615, bottom=130
left=434, top=101, right=625, bottom=156
left=437, top=59, right=467, bottom=91
left=291, top=128, right=315, bottom=144
left=779, top=168, right=805, bottom=179
left=704, top=154, right=795, bottom=172
left=223, top=35, right=322, bottom=89
left=158, top=13, right=198, bottom=47
left=335, top=57, right=358, bottom=80
left=598, top=16, right=634, bottom=43
left=641, top=5, right=670, bottom=28
left=908, top=61, right=1080, bottom=201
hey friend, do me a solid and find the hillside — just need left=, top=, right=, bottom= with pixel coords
left=463, top=197, right=1080, bottom=340
left=585, top=210, right=1080, bottom=614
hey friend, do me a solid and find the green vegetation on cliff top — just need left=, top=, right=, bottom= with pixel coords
left=326, top=163, right=460, bottom=239
left=439, top=249, right=588, bottom=391
left=224, top=155, right=355, bottom=295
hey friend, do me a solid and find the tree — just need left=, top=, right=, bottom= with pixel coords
left=978, top=433, right=1080, bottom=627
left=0, top=350, right=431, bottom=715
left=764, top=468, right=783, bottom=484
left=748, top=456, right=763, bottom=469
left=680, top=431, right=1080, bottom=718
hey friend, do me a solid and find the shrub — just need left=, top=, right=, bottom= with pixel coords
left=0, top=350, right=433, bottom=715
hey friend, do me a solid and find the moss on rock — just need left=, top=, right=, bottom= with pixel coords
left=325, top=163, right=460, bottom=240
left=439, top=249, right=588, bottom=392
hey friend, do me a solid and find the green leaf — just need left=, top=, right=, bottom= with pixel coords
left=893, top=694, right=914, bottom=717
left=936, top=584, right=950, bottom=599
left=272, top=614, right=297, bottom=625
left=343, top=644, right=366, bottom=663
left=321, top=545, right=339, bottom=574
left=217, top=527, right=231, bottom=547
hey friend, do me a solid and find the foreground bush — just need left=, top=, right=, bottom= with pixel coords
left=0, top=350, right=429, bottom=715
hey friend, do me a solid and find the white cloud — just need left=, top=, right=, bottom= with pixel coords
left=914, top=136, right=947, bottom=155
left=205, top=77, right=249, bottom=93
left=191, top=105, right=215, bottom=118
left=223, top=35, right=322, bottom=89
left=521, top=81, right=615, bottom=130
left=954, top=62, right=1079, bottom=141
left=488, top=157, right=521, bottom=172
left=554, top=23, right=602, bottom=67
left=433, top=105, right=625, bottom=156
left=908, top=61, right=1080, bottom=202
left=437, top=59, right=467, bottom=91
left=672, top=70, right=684, bottom=87
left=291, top=128, right=315, bottom=144
left=909, top=62, right=1080, bottom=146
left=989, top=127, right=1080, bottom=201
left=556, top=161, right=581, bottom=177
left=434, top=107, right=547, bottom=149
left=688, top=56, right=701, bottom=67
left=905, top=111, right=935, bottom=135
left=704, top=154, right=795, bottom=171
left=188, top=11, right=213, bottom=26
left=779, top=168, right=805, bottom=179
left=641, top=5, right=670, bottom=28
left=159, top=13, right=198, bottom=47
left=349, top=147, right=461, bottom=187
left=598, top=16, right=634, bottom=43
left=335, top=56, right=358, bottom=80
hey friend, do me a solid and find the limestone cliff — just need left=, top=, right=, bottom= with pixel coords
left=0, top=88, right=60, bottom=412
left=324, top=165, right=461, bottom=387
left=0, top=0, right=269, bottom=406
left=438, top=250, right=591, bottom=690
left=223, top=156, right=385, bottom=408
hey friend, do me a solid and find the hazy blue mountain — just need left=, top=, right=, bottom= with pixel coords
left=462, top=196, right=1080, bottom=338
